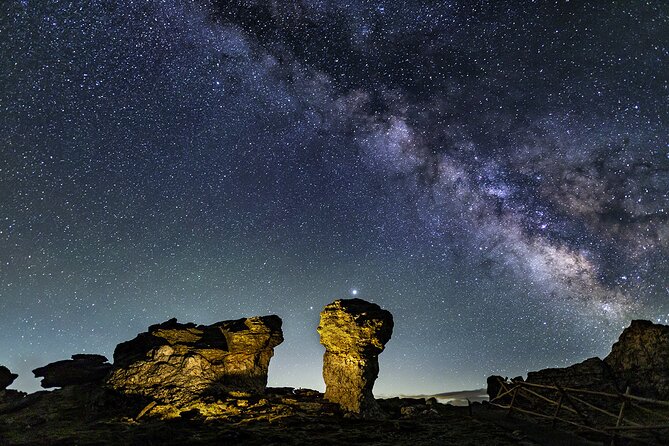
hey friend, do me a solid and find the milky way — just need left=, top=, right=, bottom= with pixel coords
left=1, top=1, right=667, bottom=394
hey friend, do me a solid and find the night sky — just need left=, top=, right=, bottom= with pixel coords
left=1, top=1, right=667, bottom=395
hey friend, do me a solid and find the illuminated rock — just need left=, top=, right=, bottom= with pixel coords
left=0, top=365, right=18, bottom=390
left=107, top=316, right=283, bottom=404
left=33, top=354, right=112, bottom=388
left=318, top=298, right=393, bottom=416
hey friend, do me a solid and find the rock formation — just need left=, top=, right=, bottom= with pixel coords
left=487, top=320, right=669, bottom=402
left=107, top=316, right=283, bottom=404
left=1, top=365, right=18, bottom=390
left=525, top=357, right=619, bottom=392
left=318, top=298, right=393, bottom=416
left=604, top=319, right=669, bottom=399
left=486, top=375, right=510, bottom=403
left=32, top=354, right=112, bottom=388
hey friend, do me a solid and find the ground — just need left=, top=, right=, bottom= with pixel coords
left=0, top=385, right=634, bottom=446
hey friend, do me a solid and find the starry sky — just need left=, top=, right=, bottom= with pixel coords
left=1, top=0, right=667, bottom=395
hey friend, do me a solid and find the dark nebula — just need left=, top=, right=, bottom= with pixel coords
left=1, top=0, right=667, bottom=394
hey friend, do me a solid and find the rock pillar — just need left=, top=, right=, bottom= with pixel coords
left=317, top=298, right=393, bottom=416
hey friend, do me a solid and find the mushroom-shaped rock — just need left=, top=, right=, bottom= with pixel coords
left=317, top=298, right=393, bottom=416
left=32, top=354, right=112, bottom=388
left=604, top=319, right=669, bottom=399
left=1, top=365, right=18, bottom=390
left=107, top=316, right=283, bottom=404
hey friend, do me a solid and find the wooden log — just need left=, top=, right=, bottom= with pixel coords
left=615, top=387, right=630, bottom=428
left=508, top=405, right=609, bottom=435
left=519, top=385, right=578, bottom=415
left=604, top=424, right=669, bottom=431
left=566, top=392, right=640, bottom=426
left=610, top=387, right=630, bottom=446
left=553, top=382, right=595, bottom=428
left=552, top=393, right=563, bottom=428
left=630, top=400, right=669, bottom=421
left=518, top=382, right=669, bottom=408
left=508, top=386, right=518, bottom=416
left=136, top=401, right=157, bottom=420
left=491, top=384, right=519, bottom=403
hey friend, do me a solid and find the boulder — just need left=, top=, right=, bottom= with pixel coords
left=33, top=354, right=112, bottom=388
left=317, top=298, right=393, bottom=416
left=604, top=319, right=669, bottom=399
left=107, top=316, right=283, bottom=404
left=486, top=375, right=507, bottom=403
left=1, top=365, right=18, bottom=390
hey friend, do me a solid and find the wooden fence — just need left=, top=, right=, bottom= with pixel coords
left=488, top=377, right=669, bottom=445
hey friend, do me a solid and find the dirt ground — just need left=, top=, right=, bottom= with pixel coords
left=0, top=386, right=646, bottom=445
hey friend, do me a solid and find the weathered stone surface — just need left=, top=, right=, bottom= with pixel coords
left=525, top=357, right=619, bottom=392
left=604, top=319, right=669, bottom=399
left=318, top=298, right=393, bottom=416
left=1, top=365, right=18, bottom=390
left=107, top=316, right=283, bottom=404
left=33, top=354, right=112, bottom=388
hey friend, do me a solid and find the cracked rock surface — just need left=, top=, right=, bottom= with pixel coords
left=107, top=316, right=283, bottom=404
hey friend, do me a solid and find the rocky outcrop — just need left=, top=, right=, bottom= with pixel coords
left=487, top=320, right=669, bottom=403
left=604, top=319, right=669, bottom=399
left=318, top=299, right=393, bottom=416
left=525, top=357, right=619, bottom=392
left=486, top=375, right=510, bottom=403
left=1, top=365, right=18, bottom=390
left=106, top=316, right=283, bottom=404
left=32, top=354, right=112, bottom=388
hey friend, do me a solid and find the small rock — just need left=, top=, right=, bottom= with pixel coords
left=0, top=365, right=18, bottom=390
left=400, top=405, right=420, bottom=417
